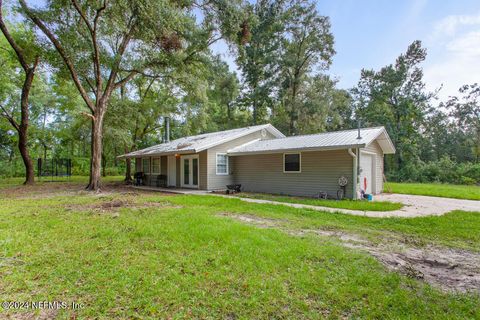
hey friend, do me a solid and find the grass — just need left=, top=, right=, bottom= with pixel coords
left=233, top=192, right=404, bottom=211
left=0, top=175, right=123, bottom=188
left=385, top=182, right=480, bottom=200
left=0, top=180, right=479, bottom=318
left=168, top=195, right=480, bottom=252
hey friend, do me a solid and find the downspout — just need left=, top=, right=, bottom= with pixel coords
left=348, top=148, right=358, bottom=200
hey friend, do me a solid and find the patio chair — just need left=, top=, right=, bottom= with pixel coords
left=156, top=174, right=168, bottom=187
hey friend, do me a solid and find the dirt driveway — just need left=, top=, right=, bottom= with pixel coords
left=374, top=193, right=480, bottom=217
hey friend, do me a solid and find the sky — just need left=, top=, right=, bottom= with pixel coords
left=213, top=0, right=480, bottom=102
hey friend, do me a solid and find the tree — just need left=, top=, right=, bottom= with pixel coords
left=446, top=83, right=480, bottom=162
left=0, top=0, right=39, bottom=184
left=296, top=75, right=352, bottom=134
left=106, top=77, right=178, bottom=182
left=278, top=0, right=334, bottom=135
left=352, top=40, right=433, bottom=174
left=236, top=0, right=284, bottom=125
left=19, top=0, right=247, bottom=190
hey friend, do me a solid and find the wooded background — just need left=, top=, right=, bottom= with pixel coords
left=0, top=0, right=479, bottom=189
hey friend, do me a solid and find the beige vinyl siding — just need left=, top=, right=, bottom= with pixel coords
left=362, top=140, right=384, bottom=194
left=199, top=150, right=208, bottom=189
left=161, top=156, right=167, bottom=175
left=232, top=149, right=354, bottom=198
left=206, top=130, right=276, bottom=190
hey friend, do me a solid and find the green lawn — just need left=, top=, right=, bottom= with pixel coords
left=234, top=192, right=403, bottom=211
left=385, top=182, right=480, bottom=200
left=0, top=180, right=479, bottom=318
left=0, top=175, right=123, bottom=188
left=171, top=195, right=480, bottom=252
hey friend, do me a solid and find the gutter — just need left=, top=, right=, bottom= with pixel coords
left=348, top=148, right=358, bottom=200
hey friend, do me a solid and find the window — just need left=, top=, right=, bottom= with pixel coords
left=216, top=153, right=228, bottom=175
left=152, top=158, right=161, bottom=174
left=183, top=159, right=190, bottom=184
left=142, top=158, right=150, bottom=174
left=283, top=153, right=301, bottom=173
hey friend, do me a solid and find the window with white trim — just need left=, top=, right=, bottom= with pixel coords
left=152, top=158, right=161, bottom=174
left=142, top=158, right=150, bottom=174
left=216, top=153, right=228, bottom=175
left=283, top=153, right=301, bottom=173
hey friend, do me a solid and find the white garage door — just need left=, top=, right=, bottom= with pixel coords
left=360, top=153, right=373, bottom=194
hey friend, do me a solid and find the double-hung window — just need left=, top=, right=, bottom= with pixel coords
left=142, top=158, right=151, bottom=174
left=152, top=158, right=161, bottom=174
left=216, top=153, right=228, bottom=175
left=283, top=153, right=301, bottom=173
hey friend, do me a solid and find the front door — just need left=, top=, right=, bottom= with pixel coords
left=181, top=155, right=199, bottom=188
left=359, top=153, right=374, bottom=194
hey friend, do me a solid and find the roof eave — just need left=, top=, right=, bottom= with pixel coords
left=117, top=149, right=196, bottom=159
left=365, top=127, right=396, bottom=154
left=195, top=124, right=284, bottom=152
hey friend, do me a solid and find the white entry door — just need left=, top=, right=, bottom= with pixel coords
left=181, top=155, right=199, bottom=188
left=360, top=153, right=374, bottom=194
left=167, top=155, right=176, bottom=187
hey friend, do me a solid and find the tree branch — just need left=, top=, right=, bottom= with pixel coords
left=71, top=0, right=105, bottom=99
left=114, top=70, right=137, bottom=89
left=71, top=0, right=93, bottom=34
left=0, top=104, right=20, bottom=131
left=80, top=111, right=96, bottom=120
left=20, top=0, right=95, bottom=113
left=0, top=0, right=29, bottom=71
left=104, top=16, right=135, bottom=100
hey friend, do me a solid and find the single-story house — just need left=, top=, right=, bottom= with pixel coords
left=118, top=124, right=395, bottom=199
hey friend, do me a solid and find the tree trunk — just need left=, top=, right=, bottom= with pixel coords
left=124, top=146, right=133, bottom=183
left=19, top=67, right=37, bottom=185
left=87, top=108, right=105, bottom=191
left=19, top=129, right=34, bottom=185
left=252, top=99, right=257, bottom=125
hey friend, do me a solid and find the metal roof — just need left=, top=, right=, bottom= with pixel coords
left=118, top=124, right=285, bottom=159
left=227, top=126, right=395, bottom=155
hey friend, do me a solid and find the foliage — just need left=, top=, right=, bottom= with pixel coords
left=0, top=1, right=477, bottom=188
left=352, top=40, right=433, bottom=173
left=387, top=156, right=480, bottom=186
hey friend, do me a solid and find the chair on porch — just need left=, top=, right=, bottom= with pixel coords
left=156, top=174, right=168, bottom=188
left=134, top=172, right=145, bottom=186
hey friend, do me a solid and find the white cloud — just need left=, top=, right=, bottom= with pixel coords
left=433, top=12, right=480, bottom=37
left=446, top=31, right=480, bottom=55
left=424, top=14, right=480, bottom=101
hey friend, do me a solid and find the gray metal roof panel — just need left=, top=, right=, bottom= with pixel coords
left=119, top=124, right=284, bottom=158
left=227, top=127, right=395, bottom=154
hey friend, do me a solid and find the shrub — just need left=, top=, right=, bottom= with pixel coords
left=387, top=157, right=480, bottom=185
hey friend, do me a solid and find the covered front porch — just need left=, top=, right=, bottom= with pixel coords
left=133, top=152, right=206, bottom=190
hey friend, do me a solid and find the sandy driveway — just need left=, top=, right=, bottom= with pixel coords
left=218, top=193, right=480, bottom=218
left=374, top=193, right=480, bottom=217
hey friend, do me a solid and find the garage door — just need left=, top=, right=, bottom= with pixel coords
left=360, top=153, right=373, bottom=194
